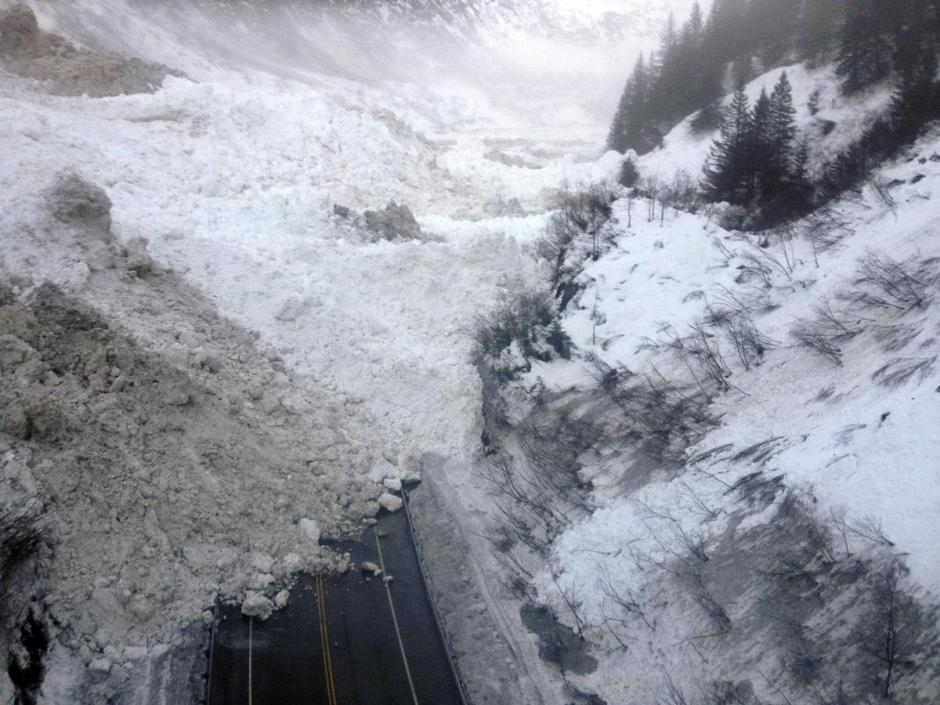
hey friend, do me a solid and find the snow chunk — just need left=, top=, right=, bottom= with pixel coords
left=298, top=518, right=321, bottom=543
left=360, top=562, right=382, bottom=577
left=274, top=590, right=289, bottom=610
left=281, top=553, right=304, bottom=576
left=241, top=592, right=274, bottom=620
left=378, top=492, right=403, bottom=513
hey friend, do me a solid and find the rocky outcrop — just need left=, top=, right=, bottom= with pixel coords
left=0, top=5, right=182, bottom=97
left=363, top=202, right=424, bottom=241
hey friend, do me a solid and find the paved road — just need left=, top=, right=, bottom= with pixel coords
left=207, top=505, right=465, bottom=705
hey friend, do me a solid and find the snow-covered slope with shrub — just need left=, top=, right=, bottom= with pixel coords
left=639, top=63, right=895, bottom=183
left=484, top=120, right=940, bottom=705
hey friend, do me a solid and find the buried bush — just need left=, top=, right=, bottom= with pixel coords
left=473, top=289, right=571, bottom=381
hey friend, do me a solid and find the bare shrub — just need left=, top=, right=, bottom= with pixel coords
left=830, top=511, right=895, bottom=550
left=854, top=561, right=926, bottom=698
left=682, top=568, right=732, bottom=635
left=660, top=170, right=702, bottom=215
left=479, top=452, right=567, bottom=555
left=791, top=301, right=867, bottom=366
left=736, top=251, right=775, bottom=288
left=553, top=574, right=587, bottom=641
left=635, top=499, right=709, bottom=563
left=803, top=206, right=856, bottom=266
left=704, top=292, right=776, bottom=371
left=871, top=356, right=936, bottom=387
left=659, top=672, right=690, bottom=705
left=537, top=184, right=616, bottom=287
left=869, top=175, right=898, bottom=213
left=598, top=566, right=657, bottom=633
left=590, top=358, right=717, bottom=465
left=842, top=250, right=930, bottom=313
left=517, top=411, right=599, bottom=512
left=639, top=323, right=732, bottom=395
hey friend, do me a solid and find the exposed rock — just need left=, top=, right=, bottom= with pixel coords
left=122, top=237, right=155, bottom=276
left=46, top=171, right=113, bottom=233
left=363, top=201, right=423, bottom=241
left=0, top=5, right=183, bottom=97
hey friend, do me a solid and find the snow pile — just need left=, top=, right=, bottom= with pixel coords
left=0, top=167, right=397, bottom=701
left=0, top=5, right=623, bottom=702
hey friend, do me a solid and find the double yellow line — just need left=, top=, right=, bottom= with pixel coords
left=316, top=574, right=338, bottom=705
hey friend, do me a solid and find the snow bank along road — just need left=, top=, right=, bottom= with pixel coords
left=207, top=504, right=465, bottom=705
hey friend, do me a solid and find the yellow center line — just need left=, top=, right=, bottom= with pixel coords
left=373, top=526, right=420, bottom=705
left=317, top=575, right=338, bottom=705
left=248, top=617, right=254, bottom=705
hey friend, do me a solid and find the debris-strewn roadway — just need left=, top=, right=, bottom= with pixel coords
left=207, top=504, right=465, bottom=705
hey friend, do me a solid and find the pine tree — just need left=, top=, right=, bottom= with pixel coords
left=837, top=0, right=894, bottom=93
left=688, top=1, right=704, bottom=40
left=751, top=89, right=773, bottom=198
left=767, top=72, right=798, bottom=190
left=748, top=0, right=802, bottom=64
left=797, top=0, right=844, bottom=59
left=607, top=54, right=656, bottom=154
left=703, top=89, right=755, bottom=204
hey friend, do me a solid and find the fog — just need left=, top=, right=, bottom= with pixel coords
left=24, top=0, right=695, bottom=135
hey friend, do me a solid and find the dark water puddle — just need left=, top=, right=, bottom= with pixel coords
left=520, top=603, right=598, bottom=676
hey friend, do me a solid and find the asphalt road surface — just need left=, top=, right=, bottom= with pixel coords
left=207, top=505, right=465, bottom=705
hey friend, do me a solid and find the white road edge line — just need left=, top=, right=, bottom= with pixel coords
left=248, top=617, right=254, bottom=705
left=374, top=526, right=420, bottom=705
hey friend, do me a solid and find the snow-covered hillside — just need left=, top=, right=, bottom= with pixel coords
left=640, top=62, right=895, bottom=184
left=471, top=65, right=940, bottom=705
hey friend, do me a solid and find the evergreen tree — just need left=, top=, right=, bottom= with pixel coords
left=797, top=0, right=845, bottom=59
left=751, top=89, right=773, bottom=198
left=607, top=54, right=656, bottom=153
left=837, top=0, right=894, bottom=92
left=767, top=72, right=798, bottom=191
left=703, top=89, right=755, bottom=204
left=748, top=0, right=802, bottom=64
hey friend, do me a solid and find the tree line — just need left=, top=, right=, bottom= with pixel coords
left=608, top=0, right=940, bottom=157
